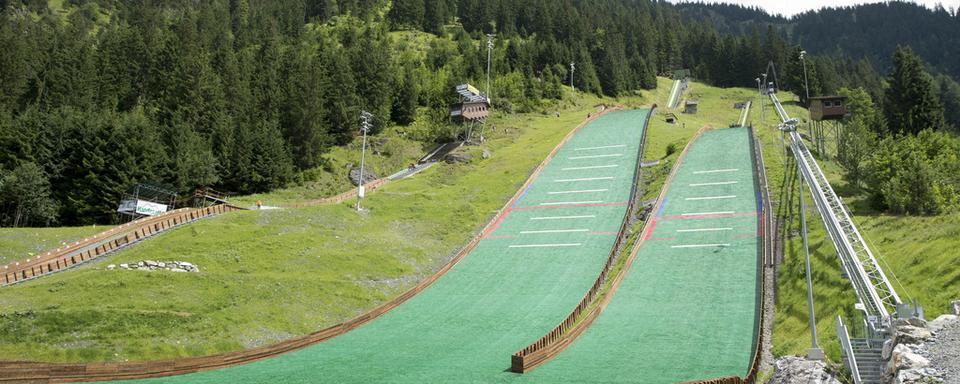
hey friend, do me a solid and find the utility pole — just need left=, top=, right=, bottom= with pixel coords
left=356, top=111, right=372, bottom=211
left=570, top=62, right=576, bottom=92
left=800, top=50, right=810, bottom=105
left=797, top=138, right=825, bottom=360
left=485, top=34, right=495, bottom=103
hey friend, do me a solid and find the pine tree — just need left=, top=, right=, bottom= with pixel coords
left=883, top=46, right=946, bottom=135
left=392, top=65, right=419, bottom=125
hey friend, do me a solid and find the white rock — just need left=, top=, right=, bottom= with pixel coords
left=883, top=339, right=896, bottom=360
left=107, top=264, right=116, bottom=270
left=170, top=268, right=187, bottom=273
left=950, top=300, right=960, bottom=316
left=897, top=325, right=934, bottom=344
left=145, top=260, right=158, bottom=267
left=893, top=344, right=931, bottom=371
left=771, top=356, right=841, bottom=384
left=157, top=262, right=166, bottom=268
left=119, top=263, right=129, bottom=269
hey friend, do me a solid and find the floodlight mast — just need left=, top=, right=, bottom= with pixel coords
left=486, top=34, right=495, bottom=103
left=357, top=111, right=373, bottom=211
left=800, top=50, right=810, bottom=103
left=570, top=62, right=576, bottom=92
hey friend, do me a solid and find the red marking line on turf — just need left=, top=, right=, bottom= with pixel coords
left=658, top=212, right=759, bottom=221
left=511, top=202, right=628, bottom=211
left=483, top=209, right=512, bottom=237
left=643, top=219, right=657, bottom=241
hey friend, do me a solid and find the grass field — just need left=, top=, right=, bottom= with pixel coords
left=0, top=90, right=650, bottom=363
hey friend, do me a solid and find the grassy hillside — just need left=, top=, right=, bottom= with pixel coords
left=0, top=90, right=650, bottom=363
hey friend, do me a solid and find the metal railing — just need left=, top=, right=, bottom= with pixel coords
left=836, top=316, right=863, bottom=384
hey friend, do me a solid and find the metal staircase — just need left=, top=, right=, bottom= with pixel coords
left=851, top=340, right=884, bottom=383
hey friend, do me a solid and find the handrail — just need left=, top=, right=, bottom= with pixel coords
left=836, top=316, right=863, bottom=384
left=510, top=117, right=708, bottom=374
left=0, top=109, right=621, bottom=383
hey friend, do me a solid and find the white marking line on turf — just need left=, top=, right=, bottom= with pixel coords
left=541, top=200, right=602, bottom=206
left=531, top=215, right=596, bottom=220
left=568, top=154, right=623, bottom=160
left=676, top=228, right=733, bottom=233
left=689, top=181, right=738, bottom=187
left=562, top=164, right=619, bottom=171
left=680, top=211, right=735, bottom=216
left=509, top=243, right=583, bottom=248
left=554, top=177, right=614, bottom=182
left=671, top=244, right=730, bottom=248
left=548, top=189, right=608, bottom=195
left=684, top=195, right=737, bottom=201
left=520, top=229, right=590, bottom=234
left=693, top=168, right=739, bottom=174
left=574, top=144, right=627, bottom=151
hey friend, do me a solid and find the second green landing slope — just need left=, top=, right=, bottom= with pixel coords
left=526, top=127, right=761, bottom=383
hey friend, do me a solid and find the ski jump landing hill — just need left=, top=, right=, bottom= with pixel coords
left=521, top=126, right=768, bottom=384
left=2, top=109, right=652, bottom=383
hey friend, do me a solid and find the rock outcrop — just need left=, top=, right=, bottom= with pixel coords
left=107, top=261, right=199, bottom=273
left=770, top=356, right=840, bottom=384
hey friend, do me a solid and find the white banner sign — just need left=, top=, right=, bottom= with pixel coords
left=135, top=200, right=168, bottom=216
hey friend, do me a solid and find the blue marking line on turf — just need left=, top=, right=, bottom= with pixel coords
left=655, top=197, right=667, bottom=218
left=512, top=184, right=532, bottom=208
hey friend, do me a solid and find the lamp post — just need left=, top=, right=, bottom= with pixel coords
left=570, top=62, right=576, bottom=92
left=800, top=50, right=810, bottom=104
left=486, top=34, right=495, bottom=103
left=761, top=73, right=768, bottom=123
left=799, top=147, right=824, bottom=360
left=356, top=111, right=372, bottom=211
left=782, top=122, right=824, bottom=361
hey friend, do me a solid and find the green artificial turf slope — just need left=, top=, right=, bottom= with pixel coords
left=127, top=109, right=650, bottom=383
left=525, top=127, right=760, bottom=383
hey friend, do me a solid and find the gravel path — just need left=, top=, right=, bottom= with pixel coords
left=928, top=317, right=960, bottom=384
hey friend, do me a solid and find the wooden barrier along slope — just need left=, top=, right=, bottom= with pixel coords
left=0, top=109, right=618, bottom=383
left=1, top=204, right=244, bottom=287
left=509, top=108, right=658, bottom=372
